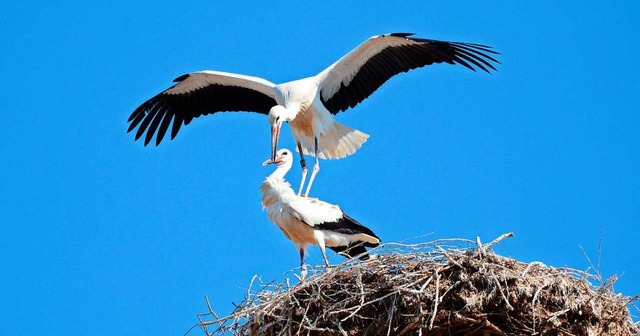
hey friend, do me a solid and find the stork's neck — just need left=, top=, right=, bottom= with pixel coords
left=261, top=162, right=296, bottom=209
left=268, top=162, right=292, bottom=181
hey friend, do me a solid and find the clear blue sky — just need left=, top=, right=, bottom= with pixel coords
left=1, top=1, right=638, bottom=334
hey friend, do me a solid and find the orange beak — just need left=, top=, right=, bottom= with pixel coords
left=262, top=155, right=282, bottom=166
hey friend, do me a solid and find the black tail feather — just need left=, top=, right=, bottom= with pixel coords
left=315, top=213, right=381, bottom=242
left=329, top=242, right=374, bottom=260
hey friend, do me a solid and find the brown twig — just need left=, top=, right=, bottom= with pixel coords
left=190, top=234, right=638, bottom=336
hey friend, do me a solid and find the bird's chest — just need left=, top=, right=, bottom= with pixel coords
left=279, top=215, right=317, bottom=245
left=265, top=207, right=314, bottom=245
left=290, top=108, right=315, bottom=138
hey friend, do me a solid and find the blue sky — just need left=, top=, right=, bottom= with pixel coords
left=1, top=1, right=638, bottom=335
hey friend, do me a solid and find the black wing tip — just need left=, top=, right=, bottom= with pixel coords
left=127, top=122, right=170, bottom=147
left=126, top=122, right=136, bottom=133
left=143, top=130, right=154, bottom=146
left=404, top=38, right=501, bottom=73
left=128, top=129, right=165, bottom=147
left=448, top=42, right=500, bottom=74
left=173, top=74, right=190, bottom=82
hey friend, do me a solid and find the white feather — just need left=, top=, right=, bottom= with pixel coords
left=164, top=70, right=278, bottom=98
left=260, top=151, right=379, bottom=249
left=316, top=34, right=419, bottom=101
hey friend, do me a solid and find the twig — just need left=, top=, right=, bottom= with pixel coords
left=579, top=244, right=603, bottom=285
left=484, top=232, right=515, bottom=250
left=191, top=238, right=638, bottom=335
left=429, top=268, right=441, bottom=330
left=205, top=295, right=219, bottom=320
left=490, top=269, right=514, bottom=311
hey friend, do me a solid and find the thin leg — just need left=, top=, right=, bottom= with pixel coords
left=319, top=244, right=330, bottom=268
left=314, top=231, right=331, bottom=267
left=303, top=137, right=320, bottom=197
left=299, top=248, right=307, bottom=280
left=296, top=142, right=308, bottom=196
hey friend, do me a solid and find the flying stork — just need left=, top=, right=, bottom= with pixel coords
left=261, top=148, right=381, bottom=280
left=128, top=33, right=499, bottom=196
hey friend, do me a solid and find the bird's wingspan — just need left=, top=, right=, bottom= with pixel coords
left=127, top=71, right=278, bottom=146
left=316, top=33, right=500, bottom=115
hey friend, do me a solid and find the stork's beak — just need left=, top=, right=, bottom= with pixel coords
left=270, top=123, right=281, bottom=161
left=262, top=156, right=282, bottom=166
left=262, top=158, right=274, bottom=166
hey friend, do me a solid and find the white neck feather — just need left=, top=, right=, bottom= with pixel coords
left=260, top=162, right=296, bottom=215
left=268, top=160, right=292, bottom=180
left=261, top=160, right=295, bottom=200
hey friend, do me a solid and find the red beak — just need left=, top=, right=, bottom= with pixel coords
left=262, top=154, right=282, bottom=166
left=271, top=123, right=281, bottom=161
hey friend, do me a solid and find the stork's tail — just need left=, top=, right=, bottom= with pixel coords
left=324, top=213, right=380, bottom=260
left=329, top=242, right=373, bottom=260
left=298, top=121, right=369, bottom=159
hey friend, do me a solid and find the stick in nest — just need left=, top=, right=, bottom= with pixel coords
left=192, top=233, right=638, bottom=336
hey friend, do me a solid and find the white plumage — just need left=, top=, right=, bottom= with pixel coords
left=260, top=149, right=381, bottom=279
left=128, top=33, right=498, bottom=196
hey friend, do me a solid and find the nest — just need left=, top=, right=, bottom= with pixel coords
left=195, top=234, right=639, bottom=335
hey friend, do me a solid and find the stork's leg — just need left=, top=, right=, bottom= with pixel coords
left=299, top=248, right=307, bottom=280
left=314, top=232, right=331, bottom=268
left=319, top=244, right=330, bottom=268
left=303, top=137, right=320, bottom=197
left=296, top=142, right=308, bottom=196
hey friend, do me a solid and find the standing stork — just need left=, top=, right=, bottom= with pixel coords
left=261, top=148, right=381, bottom=280
left=128, top=33, right=499, bottom=196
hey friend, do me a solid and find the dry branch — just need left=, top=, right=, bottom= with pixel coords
left=194, top=235, right=639, bottom=336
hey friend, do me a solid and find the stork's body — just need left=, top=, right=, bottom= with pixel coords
left=128, top=33, right=499, bottom=196
left=261, top=149, right=380, bottom=279
left=266, top=77, right=370, bottom=195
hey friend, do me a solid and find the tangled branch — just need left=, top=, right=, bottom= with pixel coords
left=193, top=234, right=639, bottom=336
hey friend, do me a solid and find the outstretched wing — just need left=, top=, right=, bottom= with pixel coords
left=317, top=33, right=499, bottom=114
left=127, top=71, right=278, bottom=146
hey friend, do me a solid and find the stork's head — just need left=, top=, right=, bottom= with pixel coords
left=268, top=105, right=290, bottom=161
left=262, top=148, right=293, bottom=167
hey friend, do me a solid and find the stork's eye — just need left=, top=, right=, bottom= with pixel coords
left=282, top=152, right=288, bottom=156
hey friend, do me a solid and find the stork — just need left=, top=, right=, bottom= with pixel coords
left=261, top=148, right=380, bottom=279
left=128, top=33, right=499, bottom=196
